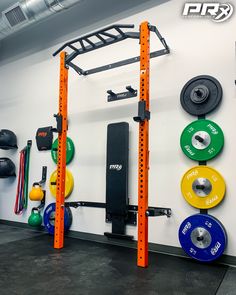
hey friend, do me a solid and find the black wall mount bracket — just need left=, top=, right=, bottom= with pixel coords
left=107, top=86, right=137, bottom=102
left=133, top=101, right=150, bottom=122
left=65, top=201, right=172, bottom=239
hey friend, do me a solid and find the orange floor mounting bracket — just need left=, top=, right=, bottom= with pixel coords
left=54, top=51, right=68, bottom=249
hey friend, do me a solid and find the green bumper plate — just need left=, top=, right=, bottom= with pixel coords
left=51, top=137, right=75, bottom=164
left=180, top=119, right=224, bottom=161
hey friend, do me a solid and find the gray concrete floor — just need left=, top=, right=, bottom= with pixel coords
left=0, top=223, right=235, bottom=295
left=216, top=267, right=236, bottom=295
left=0, top=224, right=45, bottom=244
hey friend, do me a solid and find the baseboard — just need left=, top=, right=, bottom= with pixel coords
left=1, top=219, right=235, bottom=267
left=0, top=219, right=45, bottom=231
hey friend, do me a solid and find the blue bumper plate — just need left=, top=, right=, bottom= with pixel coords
left=43, top=202, right=72, bottom=235
left=179, top=214, right=227, bottom=262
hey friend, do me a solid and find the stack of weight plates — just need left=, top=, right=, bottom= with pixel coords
left=49, top=136, right=75, bottom=200
left=43, top=137, right=75, bottom=235
left=179, top=75, right=227, bottom=263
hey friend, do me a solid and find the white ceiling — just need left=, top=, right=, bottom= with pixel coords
left=0, top=0, right=17, bottom=13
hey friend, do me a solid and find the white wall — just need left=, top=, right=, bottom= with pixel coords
left=0, top=0, right=236, bottom=256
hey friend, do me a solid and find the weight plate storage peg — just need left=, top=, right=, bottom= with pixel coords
left=181, top=166, right=226, bottom=209
left=49, top=169, right=74, bottom=198
left=180, top=75, right=222, bottom=116
left=179, top=214, right=227, bottom=262
left=180, top=119, right=224, bottom=161
left=51, top=137, right=75, bottom=165
left=43, top=203, right=72, bottom=235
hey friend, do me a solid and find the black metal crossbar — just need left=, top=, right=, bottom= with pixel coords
left=65, top=201, right=172, bottom=218
left=53, top=23, right=169, bottom=75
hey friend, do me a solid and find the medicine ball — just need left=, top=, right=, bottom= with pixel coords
left=0, top=158, right=16, bottom=178
left=0, top=129, right=17, bottom=150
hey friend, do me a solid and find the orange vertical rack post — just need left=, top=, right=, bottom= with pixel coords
left=54, top=51, right=68, bottom=249
left=137, top=21, right=150, bottom=268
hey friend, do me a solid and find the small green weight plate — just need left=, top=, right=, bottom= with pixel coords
left=180, top=119, right=224, bottom=161
left=51, top=137, right=75, bottom=164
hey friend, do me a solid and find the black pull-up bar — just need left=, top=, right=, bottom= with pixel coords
left=53, top=23, right=170, bottom=76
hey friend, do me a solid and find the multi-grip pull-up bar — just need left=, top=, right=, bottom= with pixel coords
left=53, top=23, right=169, bottom=75
left=53, top=21, right=170, bottom=268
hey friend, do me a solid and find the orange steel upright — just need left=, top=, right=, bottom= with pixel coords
left=137, top=21, right=150, bottom=267
left=54, top=51, right=68, bottom=249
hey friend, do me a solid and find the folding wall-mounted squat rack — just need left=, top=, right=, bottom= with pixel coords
left=53, top=21, right=170, bottom=267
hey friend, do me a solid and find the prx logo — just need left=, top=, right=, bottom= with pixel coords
left=183, top=2, right=234, bottom=22
left=109, top=164, right=122, bottom=171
